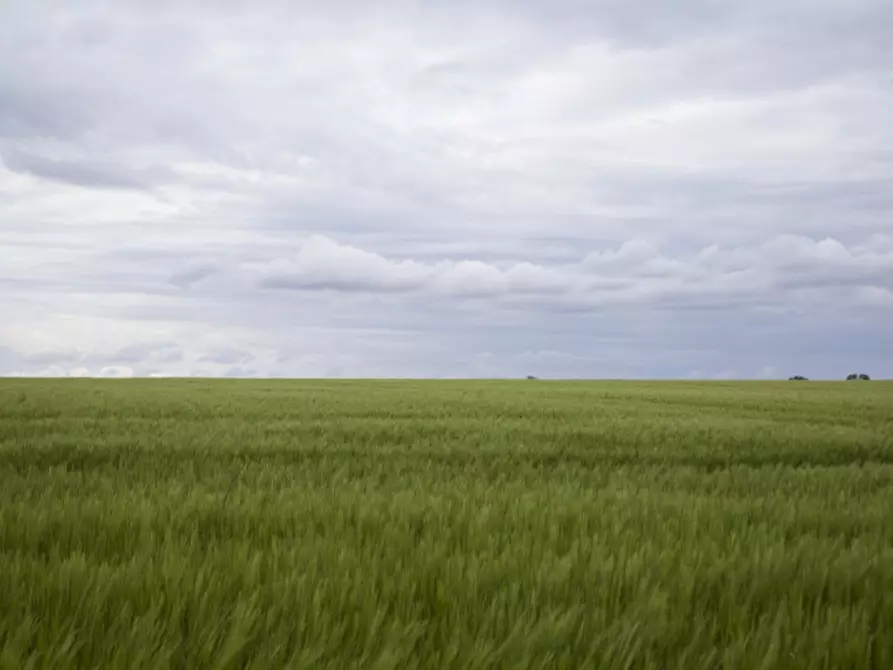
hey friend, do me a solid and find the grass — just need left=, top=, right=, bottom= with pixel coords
left=1, top=378, right=892, bottom=669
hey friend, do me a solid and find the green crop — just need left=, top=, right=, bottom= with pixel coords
left=1, top=379, right=892, bottom=668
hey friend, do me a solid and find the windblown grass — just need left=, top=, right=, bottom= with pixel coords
left=1, top=379, right=891, bottom=668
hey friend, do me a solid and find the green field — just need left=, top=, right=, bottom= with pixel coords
left=1, top=379, right=892, bottom=669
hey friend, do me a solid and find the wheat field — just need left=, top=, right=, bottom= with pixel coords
left=1, top=379, right=891, bottom=669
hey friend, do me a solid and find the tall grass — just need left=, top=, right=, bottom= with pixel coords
left=1, top=379, right=892, bottom=668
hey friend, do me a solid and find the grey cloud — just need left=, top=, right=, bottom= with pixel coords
left=1, top=0, right=892, bottom=380
left=24, top=349, right=83, bottom=366
left=224, top=366, right=258, bottom=378
left=500, top=0, right=892, bottom=64
left=198, top=347, right=253, bottom=365
left=2, top=294, right=890, bottom=379
left=1, top=147, right=171, bottom=190
left=17, top=341, right=183, bottom=369
left=154, top=349, right=184, bottom=364
left=260, top=276, right=415, bottom=295
left=0, top=84, right=90, bottom=140
left=169, top=264, right=220, bottom=289
left=106, top=342, right=182, bottom=365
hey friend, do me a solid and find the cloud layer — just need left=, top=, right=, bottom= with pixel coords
left=2, top=0, right=892, bottom=379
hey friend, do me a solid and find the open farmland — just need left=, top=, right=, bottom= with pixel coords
left=1, top=379, right=892, bottom=669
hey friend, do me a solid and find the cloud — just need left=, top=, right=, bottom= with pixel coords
left=6, top=365, right=133, bottom=379
left=16, top=341, right=184, bottom=370
left=169, top=263, right=220, bottom=289
left=198, top=347, right=253, bottom=365
left=98, top=366, right=135, bottom=379
left=257, top=235, right=569, bottom=298
left=1, top=0, right=891, bottom=379
left=256, top=234, right=893, bottom=312
left=7, top=365, right=90, bottom=378
left=0, top=147, right=171, bottom=190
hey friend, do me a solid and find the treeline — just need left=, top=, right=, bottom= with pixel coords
left=788, top=373, right=872, bottom=381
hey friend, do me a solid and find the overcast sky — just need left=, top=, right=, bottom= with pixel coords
left=2, top=0, right=891, bottom=379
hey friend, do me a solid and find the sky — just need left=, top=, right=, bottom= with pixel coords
left=1, top=0, right=892, bottom=380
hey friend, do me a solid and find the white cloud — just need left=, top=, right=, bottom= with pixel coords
left=7, top=365, right=90, bottom=378
left=97, top=366, right=135, bottom=378
left=254, top=233, right=893, bottom=310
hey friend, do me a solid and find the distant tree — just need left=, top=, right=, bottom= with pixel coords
left=859, top=373, right=871, bottom=381
left=846, top=373, right=858, bottom=380
left=788, top=375, right=808, bottom=381
left=846, top=373, right=871, bottom=380
left=526, top=375, right=538, bottom=380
